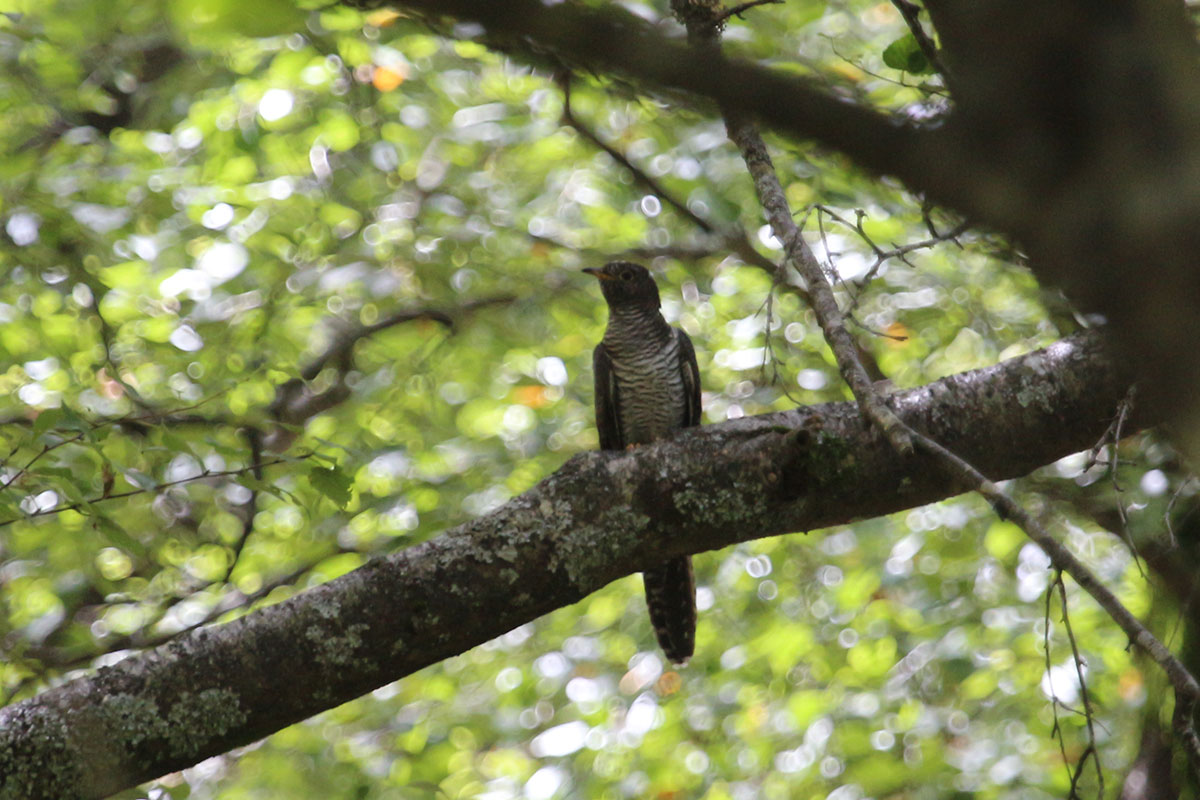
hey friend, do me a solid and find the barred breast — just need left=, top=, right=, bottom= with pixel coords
left=603, top=309, right=688, bottom=445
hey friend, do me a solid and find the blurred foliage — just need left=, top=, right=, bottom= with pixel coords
left=0, top=0, right=1193, bottom=798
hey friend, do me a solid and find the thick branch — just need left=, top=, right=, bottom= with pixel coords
left=0, top=332, right=1134, bottom=799
left=377, top=0, right=950, bottom=198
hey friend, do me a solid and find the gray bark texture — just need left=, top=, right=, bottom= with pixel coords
left=0, top=332, right=1134, bottom=799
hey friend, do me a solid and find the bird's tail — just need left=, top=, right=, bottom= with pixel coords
left=643, top=556, right=697, bottom=664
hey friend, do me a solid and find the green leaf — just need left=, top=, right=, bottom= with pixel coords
left=123, top=469, right=158, bottom=491
left=93, top=514, right=147, bottom=557
left=308, top=464, right=352, bottom=509
left=31, top=407, right=64, bottom=437
left=169, top=0, right=305, bottom=41
left=882, top=35, right=933, bottom=74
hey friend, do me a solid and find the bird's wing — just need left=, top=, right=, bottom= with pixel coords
left=676, top=328, right=702, bottom=428
left=593, top=342, right=624, bottom=450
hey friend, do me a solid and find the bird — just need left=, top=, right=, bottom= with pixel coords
left=584, top=261, right=700, bottom=664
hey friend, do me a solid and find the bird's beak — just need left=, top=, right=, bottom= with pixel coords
left=583, top=267, right=614, bottom=281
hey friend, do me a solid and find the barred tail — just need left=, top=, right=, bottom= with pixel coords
left=643, top=556, right=697, bottom=664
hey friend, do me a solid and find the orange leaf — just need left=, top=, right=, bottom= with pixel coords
left=655, top=671, right=682, bottom=695
left=372, top=66, right=405, bottom=92
left=512, top=385, right=548, bottom=409
left=365, top=9, right=403, bottom=27
left=1119, top=667, right=1144, bottom=701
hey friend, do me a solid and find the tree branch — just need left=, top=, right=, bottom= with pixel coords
left=299, top=293, right=516, bottom=383
left=374, top=0, right=947, bottom=200
left=889, top=0, right=951, bottom=88
left=0, top=332, right=1136, bottom=799
left=265, top=294, right=516, bottom=449
left=666, top=12, right=1200, bottom=761
left=558, top=74, right=787, bottom=281
left=376, top=0, right=1200, bottom=458
left=671, top=0, right=913, bottom=453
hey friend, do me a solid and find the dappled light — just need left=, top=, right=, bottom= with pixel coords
left=0, top=0, right=1196, bottom=798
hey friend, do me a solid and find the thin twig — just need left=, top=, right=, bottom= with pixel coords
left=813, top=205, right=968, bottom=310
left=92, top=302, right=156, bottom=412
left=1055, top=575, right=1104, bottom=799
left=7, top=551, right=339, bottom=682
left=1084, top=386, right=1135, bottom=471
left=889, top=0, right=952, bottom=86
left=558, top=72, right=792, bottom=285
left=0, top=456, right=306, bottom=529
left=1165, top=476, right=1196, bottom=549
left=1080, top=388, right=1145, bottom=576
left=1045, top=575, right=1074, bottom=787
left=528, top=231, right=730, bottom=262
left=758, top=276, right=805, bottom=404
left=560, top=73, right=713, bottom=233
left=905, top=421, right=1200, bottom=759
left=715, top=0, right=783, bottom=24
left=300, top=294, right=516, bottom=382
left=224, top=427, right=264, bottom=583
left=0, top=431, right=87, bottom=493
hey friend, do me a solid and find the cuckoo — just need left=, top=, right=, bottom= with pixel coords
left=584, top=261, right=700, bottom=664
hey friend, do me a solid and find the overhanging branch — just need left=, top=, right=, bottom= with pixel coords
left=371, top=0, right=970, bottom=211
left=0, top=331, right=1134, bottom=799
left=375, top=0, right=1200, bottom=455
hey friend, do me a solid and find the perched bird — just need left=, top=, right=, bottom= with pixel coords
left=584, top=261, right=700, bottom=664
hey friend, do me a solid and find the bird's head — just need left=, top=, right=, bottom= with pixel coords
left=583, top=261, right=661, bottom=309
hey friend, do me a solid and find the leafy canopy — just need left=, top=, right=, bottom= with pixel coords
left=0, top=0, right=1175, bottom=798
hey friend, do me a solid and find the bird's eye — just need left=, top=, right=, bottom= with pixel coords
left=620, top=270, right=633, bottom=281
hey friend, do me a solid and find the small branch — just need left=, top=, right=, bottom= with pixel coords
left=300, top=293, right=515, bottom=383
left=813, top=205, right=968, bottom=310
left=1054, top=574, right=1105, bottom=798
left=726, top=116, right=913, bottom=453
left=0, top=431, right=86, bottom=494
left=560, top=73, right=714, bottom=234
left=1044, top=576, right=1074, bottom=790
left=1081, top=388, right=1145, bottom=575
left=260, top=293, right=519, bottom=445
left=1165, top=475, right=1195, bottom=549
left=13, top=552, right=339, bottom=678
left=889, top=0, right=952, bottom=87
left=0, top=456, right=304, bottom=529
left=1084, top=387, right=1135, bottom=471
left=92, top=301, right=156, bottom=412
left=904, top=421, right=1200, bottom=731
left=558, top=73, right=791, bottom=285
left=529, top=232, right=729, bottom=262
left=716, top=0, right=783, bottom=23
left=225, top=427, right=264, bottom=583
left=0, top=411, right=244, bottom=434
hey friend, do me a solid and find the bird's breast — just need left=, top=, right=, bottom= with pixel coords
left=606, top=335, right=687, bottom=445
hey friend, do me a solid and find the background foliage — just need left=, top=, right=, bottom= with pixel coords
left=0, top=0, right=1188, bottom=797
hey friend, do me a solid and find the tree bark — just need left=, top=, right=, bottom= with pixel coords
left=0, top=332, right=1135, bottom=799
